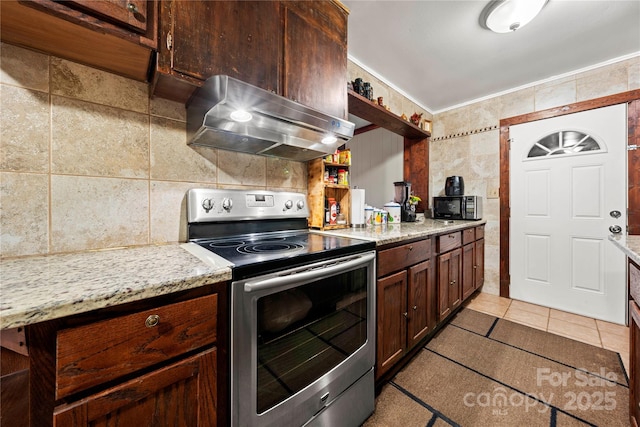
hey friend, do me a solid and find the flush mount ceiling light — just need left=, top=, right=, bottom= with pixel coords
left=480, top=0, right=548, bottom=33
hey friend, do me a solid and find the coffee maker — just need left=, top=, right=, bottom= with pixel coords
left=393, top=181, right=416, bottom=222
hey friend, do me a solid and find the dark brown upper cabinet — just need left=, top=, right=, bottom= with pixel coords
left=152, top=1, right=348, bottom=119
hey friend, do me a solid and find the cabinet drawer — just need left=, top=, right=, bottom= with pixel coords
left=437, top=232, right=461, bottom=253
left=378, top=239, right=431, bottom=277
left=462, top=227, right=475, bottom=245
left=475, top=225, right=485, bottom=240
left=56, top=294, right=218, bottom=399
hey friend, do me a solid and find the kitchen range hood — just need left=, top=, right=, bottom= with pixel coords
left=186, top=75, right=355, bottom=162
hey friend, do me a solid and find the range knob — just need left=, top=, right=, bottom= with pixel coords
left=284, top=200, right=293, bottom=210
left=296, top=200, right=305, bottom=210
left=222, top=198, right=233, bottom=211
left=202, top=198, right=214, bottom=213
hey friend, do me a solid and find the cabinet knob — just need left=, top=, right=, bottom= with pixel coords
left=413, top=305, right=417, bottom=310
left=127, top=2, right=138, bottom=13
left=408, top=246, right=413, bottom=251
left=145, top=314, right=160, bottom=328
left=402, top=312, right=408, bottom=318
left=473, top=265, right=478, bottom=269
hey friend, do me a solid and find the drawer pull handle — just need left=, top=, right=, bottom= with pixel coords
left=145, top=314, right=160, bottom=328
left=127, top=2, right=138, bottom=13
left=449, top=235, right=455, bottom=239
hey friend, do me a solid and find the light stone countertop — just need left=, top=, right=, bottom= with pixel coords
left=0, top=244, right=232, bottom=330
left=0, top=219, right=484, bottom=331
left=610, top=235, right=640, bottom=265
left=316, top=218, right=487, bottom=246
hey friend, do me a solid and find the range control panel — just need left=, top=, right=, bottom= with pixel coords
left=187, top=188, right=309, bottom=223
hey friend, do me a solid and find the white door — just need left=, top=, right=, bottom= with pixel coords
left=509, top=104, right=627, bottom=324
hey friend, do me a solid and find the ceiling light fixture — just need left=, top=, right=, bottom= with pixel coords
left=480, top=0, right=548, bottom=33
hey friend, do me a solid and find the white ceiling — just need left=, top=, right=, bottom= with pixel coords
left=344, top=0, right=640, bottom=113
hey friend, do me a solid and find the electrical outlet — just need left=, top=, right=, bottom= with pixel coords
left=487, top=187, right=500, bottom=199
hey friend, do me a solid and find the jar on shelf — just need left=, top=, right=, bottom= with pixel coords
left=337, top=169, right=346, bottom=185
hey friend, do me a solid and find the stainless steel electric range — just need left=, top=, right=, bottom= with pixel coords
left=182, top=188, right=376, bottom=427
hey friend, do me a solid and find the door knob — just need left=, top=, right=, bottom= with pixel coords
left=610, top=210, right=621, bottom=219
left=609, top=225, right=622, bottom=234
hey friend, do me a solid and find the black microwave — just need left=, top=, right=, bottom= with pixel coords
left=433, top=196, right=483, bottom=220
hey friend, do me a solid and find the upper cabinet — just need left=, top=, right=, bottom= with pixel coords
left=153, top=0, right=281, bottom=102
left=281, top=1, right=348, bottom=119
left=152, top=0, right=349, bottom=118
left=0, top=0, right=157, bottom=82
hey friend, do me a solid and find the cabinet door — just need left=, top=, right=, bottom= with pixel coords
left=474, top=238, right=485, bottom=290
left=170, top=0, right=280, bottom=89
left=438, top=252, right=452, bottom=320
left=407, top=259, right=435, bottom=348
left=462, top=243, right=475, bottom=301
left=439, top=249, right=462, bottom=321
left=376, top=270, right=407, bottom=379
left=449, top=248, right=462, bottom=310
left=63, top=0, right=149, bottom=33
left=282, top=1, right=348, bottom=119
left=53, top=348, right=217, bottom=427
left=630, top=300, right=640, bottom=427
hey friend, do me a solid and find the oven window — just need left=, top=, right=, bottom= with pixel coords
left=256, top=266, right=368, bottom=414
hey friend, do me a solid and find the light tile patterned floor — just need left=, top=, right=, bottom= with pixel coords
left=465, top=292, right=630, bottom=374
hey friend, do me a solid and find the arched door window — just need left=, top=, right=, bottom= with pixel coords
left=526, top=130, right=603, bottom=159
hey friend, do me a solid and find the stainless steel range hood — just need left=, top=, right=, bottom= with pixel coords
left=186, top=75, right=355, bottom=162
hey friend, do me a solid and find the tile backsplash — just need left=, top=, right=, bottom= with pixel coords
left=0, top=43, right=307, bottom=258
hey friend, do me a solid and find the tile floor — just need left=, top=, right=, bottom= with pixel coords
left=465, top=292, right=630, bottom=374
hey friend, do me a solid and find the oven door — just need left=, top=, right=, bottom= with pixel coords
left=231, top=250, right=376, bottom=427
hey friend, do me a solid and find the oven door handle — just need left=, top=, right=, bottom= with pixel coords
left=244, top=251, right=375, bottom=293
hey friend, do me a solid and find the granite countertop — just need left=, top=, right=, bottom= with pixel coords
left=317, top=218, right=487, bottom=246
left=0, top=244, right=232, bottom=330
left=0, top=219, right=484, bottom=331
left=610, top=234, right=640, bottom=265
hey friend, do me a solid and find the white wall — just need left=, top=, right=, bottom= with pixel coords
left=346, top=127, right=404, bottom=209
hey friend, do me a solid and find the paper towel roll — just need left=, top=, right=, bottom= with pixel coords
left=351, top=189, right=366, bottom=226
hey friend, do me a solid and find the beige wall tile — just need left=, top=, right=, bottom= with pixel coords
left=51, top=58, right=148, bottom=113
left=534, top=80, right=576, bottom=111
left=150, top=181, right=205, bottom=244
left=1, top=85, right=50, bottom=173
left=469, top=97, right=501, bottom=131
left=50, top=175, right=149, bottom=252
left=628, top=56, right=640, bottom=90
left=500, top=87, right=535, bottom=119
left=266, top=158, right=307, bottom=189
left=150, top=116, right=217, bottom=183
left=51, top=96, right=149, bottom=178
left=0, top=172, right=49, bottom=257
left=576, top=63, right=628, bottom=102
left=150, top=97, right=187, bottom=122
left=218, top=150, right=266, bottom=186
left=0, top=43, right=49, bottom=92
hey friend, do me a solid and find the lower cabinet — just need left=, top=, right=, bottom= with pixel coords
left=376, top=239, right=435, bottom=379
left=374, top=224, right=484, bottom=383
left=630, top=259, right=640, bottom=427
left=462, top=226, right=485, bottom=300
left=25, top=284, right=227, bottom=427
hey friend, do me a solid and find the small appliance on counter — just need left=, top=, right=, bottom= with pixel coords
left=445, top=176, right=464, bottom=196
left=433, top=195, right=483, bottom=220
left=393, top=181, right=417, bottom=222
